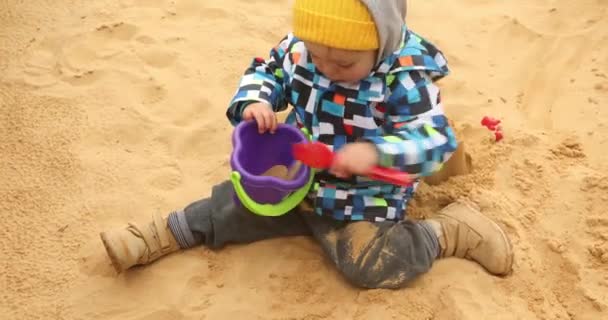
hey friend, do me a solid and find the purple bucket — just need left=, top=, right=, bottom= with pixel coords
left=230, top=121, right=311, bottom=206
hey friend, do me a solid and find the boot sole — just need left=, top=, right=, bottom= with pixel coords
left=442, top=201, right=514, bottom=276
left=100, top=231, right=125, bottom=274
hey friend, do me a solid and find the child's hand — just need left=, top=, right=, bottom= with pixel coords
left=330, top=142, right=379, bottom=178
left=242, top=102, right=277, bottom=134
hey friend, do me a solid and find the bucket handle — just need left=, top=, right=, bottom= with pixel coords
left=230, top=168, right=315, bottom=216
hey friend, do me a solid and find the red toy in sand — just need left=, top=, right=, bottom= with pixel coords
left=481, top=116, right=504, bottom=142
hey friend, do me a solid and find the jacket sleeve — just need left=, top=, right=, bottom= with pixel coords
left=363, top=70, right=458, bottom=179
left=226, top=35, right=293, bottom=125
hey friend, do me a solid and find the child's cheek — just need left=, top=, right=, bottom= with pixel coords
left=348, top=66, right=373, bottom=83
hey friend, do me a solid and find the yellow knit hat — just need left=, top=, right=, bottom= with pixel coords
left=293, top=0, right=379, bottom=51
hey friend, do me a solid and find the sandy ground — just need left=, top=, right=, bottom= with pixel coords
left=2, top=0, right=608, bottom=319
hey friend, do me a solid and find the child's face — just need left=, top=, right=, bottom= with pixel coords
left=305, top=42, right=376, bottom=84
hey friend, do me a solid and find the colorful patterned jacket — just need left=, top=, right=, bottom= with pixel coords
left=226, top=26, right=458, bottom=222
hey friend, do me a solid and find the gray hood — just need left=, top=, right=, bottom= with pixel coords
left=359, top=0, right=407, bottom=63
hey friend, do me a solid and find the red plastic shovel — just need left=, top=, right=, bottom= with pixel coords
left=292, top=142, right=413, bottom=187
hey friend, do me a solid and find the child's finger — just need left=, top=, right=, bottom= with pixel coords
left=331, top=167, right=350, bottom=178
left=329, top=153, right=346, bottom=177
left=336, top=170, right=349, bottom=178
left=253, top=112, right=267, bottom=133
left=263, top=111, right=275, bottom=134
left=242, top=108, right=253, bottom=121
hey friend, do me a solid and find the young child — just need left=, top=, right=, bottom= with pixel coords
left=100, top=0, right=513, bottom=289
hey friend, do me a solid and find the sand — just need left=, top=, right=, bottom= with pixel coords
left=1, top=0, right=607, bottom=319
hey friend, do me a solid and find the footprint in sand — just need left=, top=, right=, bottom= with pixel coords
left=180, top=277, right=213, bottom=313
left=135, top=35, right=156, bottom=45
left=146, top=164, right=183, bottom=191
left=132, top=31, right=178, bottom=69
left=60, top=41, right=99, bottom=72
left=64, top=22, right=138, bottom=69
left=185, top=275, right=208, bottom=289
left=164, top=36, right=186, bottom=45
left=21, top=49, right=60, bottom=87
left=135, top=46, right=178, bottom=68
left=139, top=79, right=168, bottom=105
left=199, top=7, right=230, bottom=19
left=94, top=22, right=138, bottom=41
left=54, top=22, right=139, bottom=86
left=171, top=97, right=213, bottom=127
left=58, top=40, right=106, bottom=86
left=62, top=70, right=105, bottom=86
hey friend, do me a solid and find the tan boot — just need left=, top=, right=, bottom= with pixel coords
left=428, top=201, right=514, bottom=275
left=99, top=212, right=180, bottom=273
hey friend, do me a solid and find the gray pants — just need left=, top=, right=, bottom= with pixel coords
left=168, top=181, right=439, bottom=289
